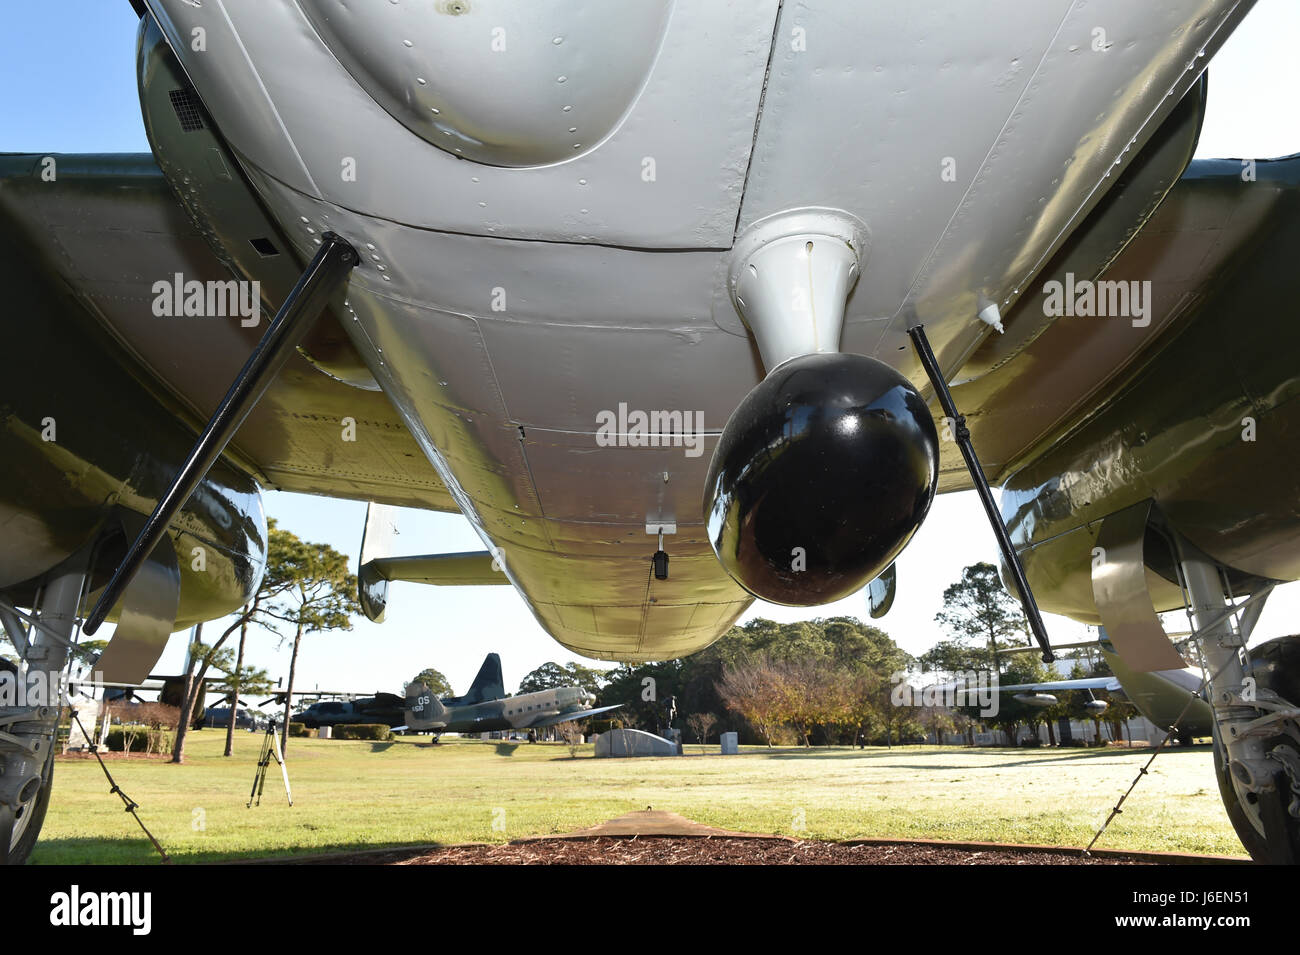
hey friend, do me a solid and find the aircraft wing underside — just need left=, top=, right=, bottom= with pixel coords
left=525, top=705, right=625, bottom=730
left=998, top=677, right=1123, bottom=693
left=0, top=154, right=458, bottom=515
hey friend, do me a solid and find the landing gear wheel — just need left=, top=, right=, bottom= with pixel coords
left=1, top=569, right=85, bottom=865
left=2, top=652, right=55, bottom=864
left=1211, top=634, right=1300, bottom=864
left=2, top=746, right=55, bottom=866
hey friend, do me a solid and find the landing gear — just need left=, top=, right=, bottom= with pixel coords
left=1209, top=635, right=1300, bottom=864
left=3, top=746, right=55, bottom=865
left=1, top=568, right=86, bottom=865
left=1179, top=548, right=1300, bottom=864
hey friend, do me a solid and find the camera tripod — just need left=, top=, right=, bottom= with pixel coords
left=248, top=720, right=293, bottom=808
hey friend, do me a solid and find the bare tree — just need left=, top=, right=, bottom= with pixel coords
left=556, top=721, right=584, bottom=758
left=717, top=656, right=782, bottom=746
left=686, top=712, right=718, bottom=749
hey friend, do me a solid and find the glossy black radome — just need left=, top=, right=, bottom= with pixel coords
left=704, top=352, right=939, bottom=606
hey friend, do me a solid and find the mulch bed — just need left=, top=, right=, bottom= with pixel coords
left=322, top=837, right=1144, bottom=865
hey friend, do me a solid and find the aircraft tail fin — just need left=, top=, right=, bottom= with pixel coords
left=404, top=683, right=448, bottom=730
left=461, top=653, right=505, bottom=705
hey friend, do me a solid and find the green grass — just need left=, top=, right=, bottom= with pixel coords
left=35, top=733, right=1245, bottom=863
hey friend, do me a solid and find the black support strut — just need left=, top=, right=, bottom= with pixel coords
left=85, top=234, right=359, bottom=634
left=907, top=324, right=1054, bottom=663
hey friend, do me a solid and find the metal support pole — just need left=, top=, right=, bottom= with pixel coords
left=907, top=324, right=1053, bottom=662
left=85, top=234, right=358, bottom=634
left=1177, top=551, right=1272, bottom=804
left=0, top=605, right=29, bottom=658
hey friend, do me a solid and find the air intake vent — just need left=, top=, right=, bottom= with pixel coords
left=168, top=88, right=205, bottom=132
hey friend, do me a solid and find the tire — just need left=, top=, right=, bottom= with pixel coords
left=4, top=746, right=54, bottom=866
left=1211, top=634, right=1300, bottom=864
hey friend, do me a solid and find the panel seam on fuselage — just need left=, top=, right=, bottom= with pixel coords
left=732, top=0, right=786, bottom=245
left=211, top=0, right=322, bottom=199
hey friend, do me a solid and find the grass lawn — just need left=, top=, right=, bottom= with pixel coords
left=35, top=733, right=1244, bottom=863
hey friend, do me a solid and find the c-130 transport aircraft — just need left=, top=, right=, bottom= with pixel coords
left=1, top=0, right=1297, bottom=864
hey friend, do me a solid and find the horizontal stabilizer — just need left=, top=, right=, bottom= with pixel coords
left=358, top=502, right=506, bottom=622
left=368, top=552, right=503, bottom=585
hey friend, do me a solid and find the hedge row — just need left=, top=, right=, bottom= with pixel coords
left=104, top=728, right=149, bottom=752
left=332, top=723, right=392, bottom=741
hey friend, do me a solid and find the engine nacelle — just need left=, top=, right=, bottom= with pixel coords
left=704, top=352, right=939, bottom=606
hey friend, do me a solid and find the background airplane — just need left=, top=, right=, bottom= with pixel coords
left=988, top=633, right=1216, bottom=744
left=403, top=653, right=620, bottom=739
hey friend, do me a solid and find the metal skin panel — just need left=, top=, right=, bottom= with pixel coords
left=1090, top=501, right=1188, bottom=672
left=0, top=166, right=265, bottom=630
left=136, top=19, right=379, bottom=394
left=867, top=564, right=897, bottom=620
left=0, top=154, right=458, bottom=514
left=93, top=529, right=180, bottom=685
left=733, top=0, right=1252, bottom=380
left=1099, top=642, right=1213, bottom=735
left=939, top=72, right=1211, bottom=490
left=115, top=0, right=1259, bottom=662
left=296, top=0, right=675, bottom=168
left=1000, top=157, right=1300, bottom=623
left=140, top=0, right=780, bottom=246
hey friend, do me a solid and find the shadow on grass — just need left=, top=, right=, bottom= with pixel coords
left=760, top=746, right=1154, bottom=769
left=494, top=743, right=520, bottom=757
left=31, top=835, right=462, bottom=865
left=32, top=837, right=166, bottom=866
left=368, top=742, right=397, bottom=753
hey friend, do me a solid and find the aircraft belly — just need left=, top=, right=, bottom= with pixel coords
left=141, top=0, right=1256, bottom=659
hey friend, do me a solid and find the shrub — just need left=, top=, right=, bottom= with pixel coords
left=288, top=722, right=310, bottom=737
left=333, top=723, right=392, bottom=741
left=105, top=727, right=149, bottom=752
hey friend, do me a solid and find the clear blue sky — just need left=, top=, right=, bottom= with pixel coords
left=6, top=1, right=1298, bottom=700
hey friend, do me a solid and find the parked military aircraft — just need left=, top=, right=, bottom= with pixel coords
left=2, top=1, right=1297, bottom=865
left=292, top=693, right=406, bottom=730
left=403, top=653, right=620, bottom=739
left=987, top=632, right=1216, bottom=744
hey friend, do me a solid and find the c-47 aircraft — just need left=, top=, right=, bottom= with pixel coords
left=402, top=653, right=621, bottom=739
left=1, top=1, right=1297, bottom=864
